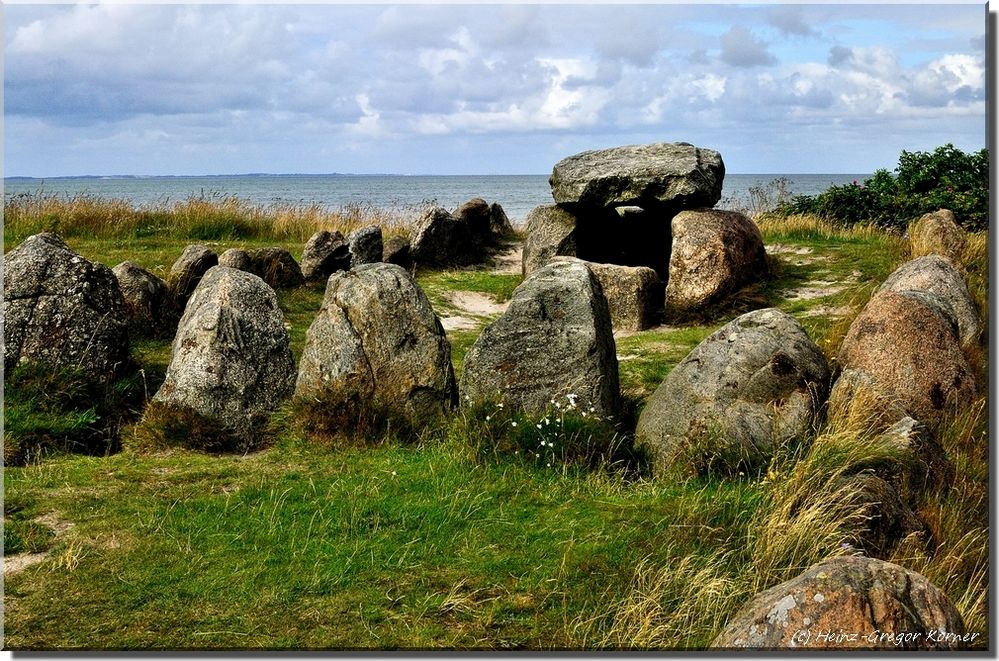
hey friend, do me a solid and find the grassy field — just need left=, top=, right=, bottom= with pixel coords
left=2, top=198, right=989, bottom=649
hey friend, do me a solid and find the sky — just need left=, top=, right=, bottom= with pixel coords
left=3, top=3, right=989, bottom=176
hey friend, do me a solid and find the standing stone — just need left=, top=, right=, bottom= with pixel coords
left=150, top=267, right=296, bottom=451
left=218, top=248, right=252, bottom=271
left=382, top=235, right=412, bottom=269
left=837, top=289, right=976, bottom=425
left=460, top=259, right=619, bottom=417
left=635, top=308, right=830, bottom=475
left=455, top=198, right=493, bottom=245
left=301, top=230, right=351, bottom=282
left=712, top=556, right=967, bottom=650
left=521, top=204, right=578, bottom=276
left=168, top=244, right=218, bottom=303
left=549, top=142, right=724, bottom=210
left=4, top=232, right=129, bottom=381
left=554, top=258, right=663, bottom=332
left=247, top=247, right=305, bottom=289
left=490, top=202, right=515, bottom=238
left=112, top=261, right=174, bottom=339
left=909, top=208, right=966, bottom=262
left=877, top=255, right=980, bottom=347
left=295, top=263, right=456, bottom=426
left=410, top=206, right=475, bottom=268
left=347, top=225, right=383, bottom=266
left=666, top=209, right=769, bottom=311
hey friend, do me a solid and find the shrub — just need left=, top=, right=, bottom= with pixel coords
left=775, top=144, right=988, bottom=231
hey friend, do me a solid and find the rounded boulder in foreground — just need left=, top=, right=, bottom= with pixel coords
left=460, top=259, right=619, bottom=418
left=150, top=266, right=296, bottom=451
left=295, top=263, right=457, bottom=427
left=4, top=232, right=129, bottom=381
left=712, top=555, right=968, bottom=650
left=635, top=308, right=829, bottom=475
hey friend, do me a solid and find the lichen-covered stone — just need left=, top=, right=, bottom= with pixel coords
left=301, top=230, right=350, bottom=282
left=712, top=556, right=968, bottom=649
left=4, top=232, right=129, bottom=381
left=521, top=204, right=578, bottom=276
left=168, top=244, right=218, bottom=303
left=549, top=142, right=724, bottom=210
left=554, top=258, right=662, bottom=331
left=635, top=308, right=829, bottom=475
left=347, top=225, right=383, bottom=267
left=151, top=267, right=296, bottom=450
left=460, top=259, right=619, bottom=418
left=112, top=260, right=174, bottom=339
left=295, top=263, right=456, bottom=425
left=410, top=206, right=476, bottom=268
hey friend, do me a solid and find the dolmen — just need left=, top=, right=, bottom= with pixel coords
left=523, top=142, right=769, bottom=329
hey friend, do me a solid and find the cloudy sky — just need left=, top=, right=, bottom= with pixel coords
left=4, top=3, right=988, bottom=176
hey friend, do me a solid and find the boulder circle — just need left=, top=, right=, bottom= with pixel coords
left=150, top=266, right=296, bottom=450
left=460, top=259, right=620, bottom=418
left=635, top=308, right=830, bottom=475
left=549, top=142, right=724, bottom=210
left=876, top=254, right=980, bottom=347
left=295, top=263, right=457, bottom=426
left=4, top=232, right=130, bottom=381
left=712, top=556, right=968, bottom=650
left=837, top=289, right=976, bottom=424
left=666, top=208, right=768, bottom=311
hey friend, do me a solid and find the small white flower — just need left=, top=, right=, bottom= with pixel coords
left=536, top=423, right=542, bottom=429
left=546, top=463, right=551, bottom=468
left=582, top=411, right=588, bottom=418
left=391, top=471, right=397, bottom=476
left=511, top=421, right=517, bottom=427
left=555, top=402, right=562, bottom=409
left=497, top=402, right=504, bottom=409
left=589, top=406, right=596, bottom=413
left=486, top=415, right=491, bottom=421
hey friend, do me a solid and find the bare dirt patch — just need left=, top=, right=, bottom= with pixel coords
left=768, top=244, right=814, bottom=256
left=613, top=324, right=686, bottom=340
left=800, top=305, right=854, bottom=318
left=441, top=316, right=479, bottom=332
left=445, top=291, right=509, bottom=317
left=784, top=281, right=847, bottom=301
left=4, top=552, right=49, bottom=576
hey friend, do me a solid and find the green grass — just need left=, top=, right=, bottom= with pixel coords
left=3, top=211, right=988, bottom=650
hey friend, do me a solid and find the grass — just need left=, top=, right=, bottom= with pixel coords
left=2, top=201, right=989, bottom=650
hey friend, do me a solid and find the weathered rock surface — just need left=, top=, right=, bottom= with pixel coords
left=549, top=142, right=724, bottom=210
left=382, top=235, right=412, bottom=268
left=151, top=267, right=296, bottom=449
left=218, top=248, right=252, bottom=271
left=112, top=261, right=173, bottom=338
left=168, top=244, right=218, bottom=302
left=301, top=230, right=351, bottom=281
left=521, top=204, right=578, bottom=276
left=877, top=255, right=980, bottom=347
left=837, top=289, right=976, bottom=424
left=460, top=259, right=619, bottom=417
left=347, top=225, right=383, bottom=267
left=910, top=208, right=966, bottom=262
left=4, top=233, right=129, bottom=380
left=455, top=198, right=493, bottom=244
left=666, top=209, right=768, bottom=311
left=876, top=416, right=953, bottom=503
left=410, top=206, right=476, bottom=268
left=712, top=556, right=968, bottom=649
left=827, top=368, right=910, bottom=432
left=554, top=258, right=662, bottom=331
left=843, top=473, right=928, bottom=558
left=295, top=263, right=456, bottom=425
left=635, top=308, right=829, bottom=475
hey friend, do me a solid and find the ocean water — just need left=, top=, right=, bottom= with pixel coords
left=3, top=173, right=869, bottom=225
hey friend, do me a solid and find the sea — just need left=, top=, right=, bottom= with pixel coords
left=3, top=173, right=869, bottom=225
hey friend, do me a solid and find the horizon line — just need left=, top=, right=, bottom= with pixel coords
left=4, top=170, right=875, bottom=180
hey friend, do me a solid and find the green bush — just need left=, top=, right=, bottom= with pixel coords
left=777, top=144, right=988, bottom=230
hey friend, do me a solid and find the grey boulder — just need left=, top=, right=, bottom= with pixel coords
left=218, top=248, right=252, bottom=272
left=168, top=244, right=218, bottom=303
left=301, top=230, right=351, bottom=282
left=410, top=206, right=475, bottom=268
left=460, top=259, right=619, bottom=418
left=521, top=204, right=578, bottom=276
left=347, top=225, right=383, bottom=267
left=4, top=232, right=129, bottom=381
left=554, top=258, right=662, bottom=332
left=382, top=235, right=412, bottom=269
left=151, top=267, right=296, bottom=450
left=295, top=263, right=457, bottom=426
left=112, top=261, right=174, bottom=339
left=635, top=308, right=830, bottom=475
left=549, top=142, right=724, bottom=211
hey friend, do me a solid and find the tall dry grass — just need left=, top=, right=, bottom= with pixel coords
left=4, top=191, right=427, bottom=244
